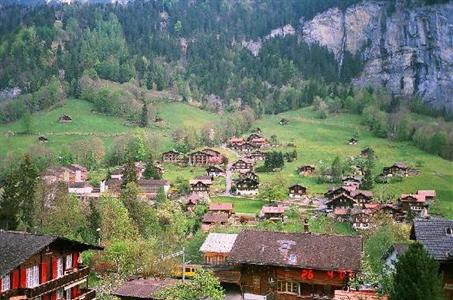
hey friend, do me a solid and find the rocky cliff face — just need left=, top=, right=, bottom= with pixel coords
left=301, top=0, right=453, bottom=111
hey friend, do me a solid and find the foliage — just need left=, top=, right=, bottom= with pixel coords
left=331, top=155, right=343, bottom=183
left=262, top=151, right=285, bottom=171
left=390, top=243, right=444, bottom=300
left=157, top=269, right=224, bottom=300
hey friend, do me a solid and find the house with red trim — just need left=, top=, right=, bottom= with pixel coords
left=0, top=231, right=102, bottom=300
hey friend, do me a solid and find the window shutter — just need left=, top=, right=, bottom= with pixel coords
left=0, top=277, right=2, bottom=292
left=52, top=257, right=58, bottom=279
left=41, top=262, right=47, bottom=283
left=20, top=268, right=26, bottom=288
left=12, top=270, right=19, bottom=289
left=51, top=291, right=57, bottom=300
left=72, top=253, right=79, bottom=268
left=42, top=294, right=50, bottom=300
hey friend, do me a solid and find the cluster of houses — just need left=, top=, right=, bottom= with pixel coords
left=162, top=148, right=225, bottom=166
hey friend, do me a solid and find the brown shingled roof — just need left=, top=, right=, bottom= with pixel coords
left=111, top=278, right=177, bottom=299
left=228, top=230, right=362, bottom=271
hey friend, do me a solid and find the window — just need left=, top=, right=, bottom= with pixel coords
left=447, top=228, right=453, bottom=236
left=65, top=290, right=71, bottom=300
left=277, top=280, right=300, bottom=295
left=1, top=274, right=10, bottom=292
left=26, top=265, right=40, bottom=288
left=65, top=255, right=72, bottom=270
left=57, top=258, right=64, bottom=278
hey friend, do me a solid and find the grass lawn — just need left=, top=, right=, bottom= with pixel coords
left=210, top=195, right=265, bottom=214
left=253, top=107, right=453, bottom=218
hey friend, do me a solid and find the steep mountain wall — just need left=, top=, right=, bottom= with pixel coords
left=301, top=0, right=453, bottom=110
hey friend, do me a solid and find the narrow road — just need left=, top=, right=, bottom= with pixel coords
left=225, top=162, right=233, bottom=195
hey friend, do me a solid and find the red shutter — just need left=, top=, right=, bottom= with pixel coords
left=71, top=286, right=77, bottom=299
left=40, top=261, right=47, bottom=283
left=51, top=291, right=57, bottom=300
left=12, top=270, right=19, bottom=289
left=72, top=252, right=79, bottom=268
left=42, top=294, right=50, bottom=300
left=51, top=257, right=58, bottom=279
left=0, top=277, right=2, bottom=292
left=20, top=268, right=26, bottom=288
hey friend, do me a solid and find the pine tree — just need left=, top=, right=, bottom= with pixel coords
left=331, top=156, right=343, bottom=183
left=155, top=186, right=166, bottom=204
left=0, top=171, right=20, bottom=230
left=140, top=102, right=149, bottom=128
left=88, top=200, right=101, bottom=243
left=391, top=243, right=444, bottom=300
left=121, top=157, right=138, bottom=189
left=361, top=152, right=375, bottom=190
left=18, top=155, right=38, bottom=229
left=143, top=153, right=162, bottom=180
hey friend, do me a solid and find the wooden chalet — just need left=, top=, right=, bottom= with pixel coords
left=38, top=136, right=49, bottom=143
left=227, top=230, right=362, bottom=300
left=411, top=218, right=453, bottom=299
left=399, top=193, right=428, bottom=216
left=239, top=171, right=259, bottom=182
left=351, top=208, right=372, bottom=230
left=382, top=163, right=409, bottom=177
left=184, top=193, right=203, bottom=210
left=58, top=115, right=72, bottom=123
left=0, top=231, right=102, bottom=300
left=333, top=208, right=351, bottom=222
left=189, top=176, right=213, bottom=193
left=379, top=204, right=405, bottom=222
left=138, top=179, right=170, bottom=197
left=235, top=142, right=257, bottom=153
left=67, top=182, right=93, bottom=197
left=227, top=137, right=246, bottom=149
left=112, top=278, right=177, bottom=300
left=342, top=176, right=362, bottom=188
left=417, top=190, right=436, bottom=202
left=206, top=165, right=225, bottom=177
left=162, top=150, right=183, bottom=163
left=65, top=164, right=88, bottom=183
left=325, top=186, right=355, bottom=200
left=298, top=165, right=316, bottom=176
left=260, top=206, right=286, bottom=222
left=247, top=133, right=269, bottom=148
left=279, top=118, right=289, bottom=125
left=246, top=150, right=267, bottom=161
left=203, top=148, right=222, bottom=158
left=360, top=147, right=374, bottom=158
left=351, top=190, right=373, bottom=208
left=200, top=233, right=238, bottom=265
left=326, top=193, right=357, bottom=210
left=188, top=150, right=214, bottom=166
left=231, top=158, right=254, bottom=173
left=208, top=203, right=233, bottom=217
left=235, top=178, right=259, bottom=196
left=288, top=184, right=307, bottom=199
left=348, top=138, right=358, bottom=145
left=201, top=213, right=229, bottom=231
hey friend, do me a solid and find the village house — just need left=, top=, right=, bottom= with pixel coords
left=417, top=190, right=436, bottom=202
left=203, top=148, right=222, bottom=158
left=227, top=137, right=246, bottom=149
left=40, top=167, right=69, bottom=185
left=411, top=218, right=453, bottom=299
left=279, top=118, right=289, bottom=125
left=240, top=171, right=259, bottom=182
left=235, top=141, right=257, bottom=153
left=112, top=278, right=178, bottom=300
left=333, top=208, right=351, bottom=222
left=188, top=150, right=214, bottom=166
left=351, top=190, right=373, bottom=208
left=247, top=133, right=270, bottom=148
left=360, top=147, right=374, bottom=158
left=227, top=230, right=362, bottom=300
left=298, top=165, right=316, bottom=176
left=162, top=150, right=183, bottom=163
left=351, top=208, right=373, bottom=230
left=259, top=206, right=286, bottom=222
left=399, top=193, right=428, bottom=217
left=58, top=114, right=72, bottom=123
left=342, top=176, right=362, bottom=188
left=68, top=182, right=93, bottom=197
left=246, top=150, right=267, bottom=161
left=190, top=176, right=213, bottom=193
left=208, top=203, right=233, bottom=217
left=38, top=136, right=49, bottom=143
left=110, top=162, right=145, bottom=181
left=235, top=178, right=259, bottom=196
left=66, top=164, right=88, bottom=183
left=200, top=233, right=238, bottom=265
left=201, top=213, right=229, bottom=231
left=325, top=186, right=356, bottom=200
left=231, top=158, right=254, bottom=173
left=184, top=193, right=204, bottom=211
left=379, top=203, right=405, bottom=222
left=288, top=184, right=307, bottom=199
left=0, top=230, right=102, bottom=300
left=348, top=138, right=358, bottom=145
left=138, top=179, right=171, bottom=199
left=326, top=193, right=357, bottom=210
left=382, top=163, right=409, bottom=177
left=206, top=165, right=225, bottom=177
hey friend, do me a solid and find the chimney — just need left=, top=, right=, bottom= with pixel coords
left=303, top=218, right=310, bottom=233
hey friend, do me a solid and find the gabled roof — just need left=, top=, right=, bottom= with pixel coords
left=400, top=194, right=425, bottom=203
left=67, top=164, right=87, bottom=172
left=0, top=230, right=102, bottom=277
left=200, top=233, right=238, bottom=254
left=417, top=190, right=436, bottom=198
left=411, top=218, right=453, bottom=262
left=289, top=184, right=306, bottom=189
left=228, top=230, right=362, bottom=271
left=261, top=206, right=285, bottom=214
left=162, top=149, right=181, bottom=155
left=202, top=213, right=229, bottom=224
left=112, top=278, right=177, bottom=299
left=351, top=190, right=373, bottom=198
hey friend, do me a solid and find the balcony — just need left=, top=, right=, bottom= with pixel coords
left=74, top=288, right=96, bottom=300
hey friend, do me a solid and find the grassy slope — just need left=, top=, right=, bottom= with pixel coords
left=253, top=108, right=453, bottom=218
left=0, top=99, right=222, bottom=156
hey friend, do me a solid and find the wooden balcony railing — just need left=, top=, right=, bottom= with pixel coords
left=75, top=288, right=96, bottom=300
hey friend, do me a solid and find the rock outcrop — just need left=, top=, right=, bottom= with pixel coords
left=300, top=0, right=453, bottom=111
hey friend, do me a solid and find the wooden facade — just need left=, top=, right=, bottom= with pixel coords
left=231, top=159, right=254, bottom=173
left=288, top=184, right=307, bottom=199
left=188, top=151, right=213, bottom=166
left=235, top=178, right=259, bottom=196
left=162, top=150, right=183, bottom=163
left=298, top=165, right=315, bottom=176
left=326, top=194, right=357, bottom=210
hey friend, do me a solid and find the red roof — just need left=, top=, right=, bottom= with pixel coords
left=417, top=190, right=436, bottom=198
left=400, top=194, right=425, bottom=203
left=261, top=206, right=285, bottom=214
left=334, top=208, right=350, bottom=216
left=209, top=203, right=233, bottom=211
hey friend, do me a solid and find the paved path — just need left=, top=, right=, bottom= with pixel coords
left=225, top=163, right=233, bottom=195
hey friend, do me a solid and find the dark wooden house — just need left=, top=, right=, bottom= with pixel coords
left=38, top=136, right=49, bottom=143
left=247, top=150, right=267, bottom=161
left=324, top=186, right=355, bottom=200
left=0, top=231, right=102, bottom=300
left=235, top=178, right=259, bottom=196
left=58, top=115, right=72, bottom=123
left=247, top=133, right=269, bottom=148
left=351, top=190, right=373, bottom=208
left=239, top=171, right=259, bottom=182
left=360, top=147, right=374, bottom=157
left=206, top=165, right=225, bottom=177
left=188, top=151, right=213, bottom=166
left=201, top=213, right=229, bottom=231
left=208, top=203, right=234, bottom=216
left=351, top=208, right=372, bottom=230
left=411, top=218, right=453, bottom=299
left=227, top=230, right=362, bottom=300
left=231, top=159, right=254, bottom=173
left=383, top=163, right=409, bottom=177
left=399, top=194, right=427, bottom=216
left=288, top=184, right=307, bottom=199
left=279, top=118, right=289, bottom=125
left=189, top=176, right=213, bottom=193
left=348, top=138, right=358, bottom=145
left=260, top=206, right=286, bottom=222
left=298, top=165, right=316, bottom=176
left=236, top=142, right=257, bottom=153
left=162, top=150, right=183, bottom=163
left=326, top=193, right=357, bottom=210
